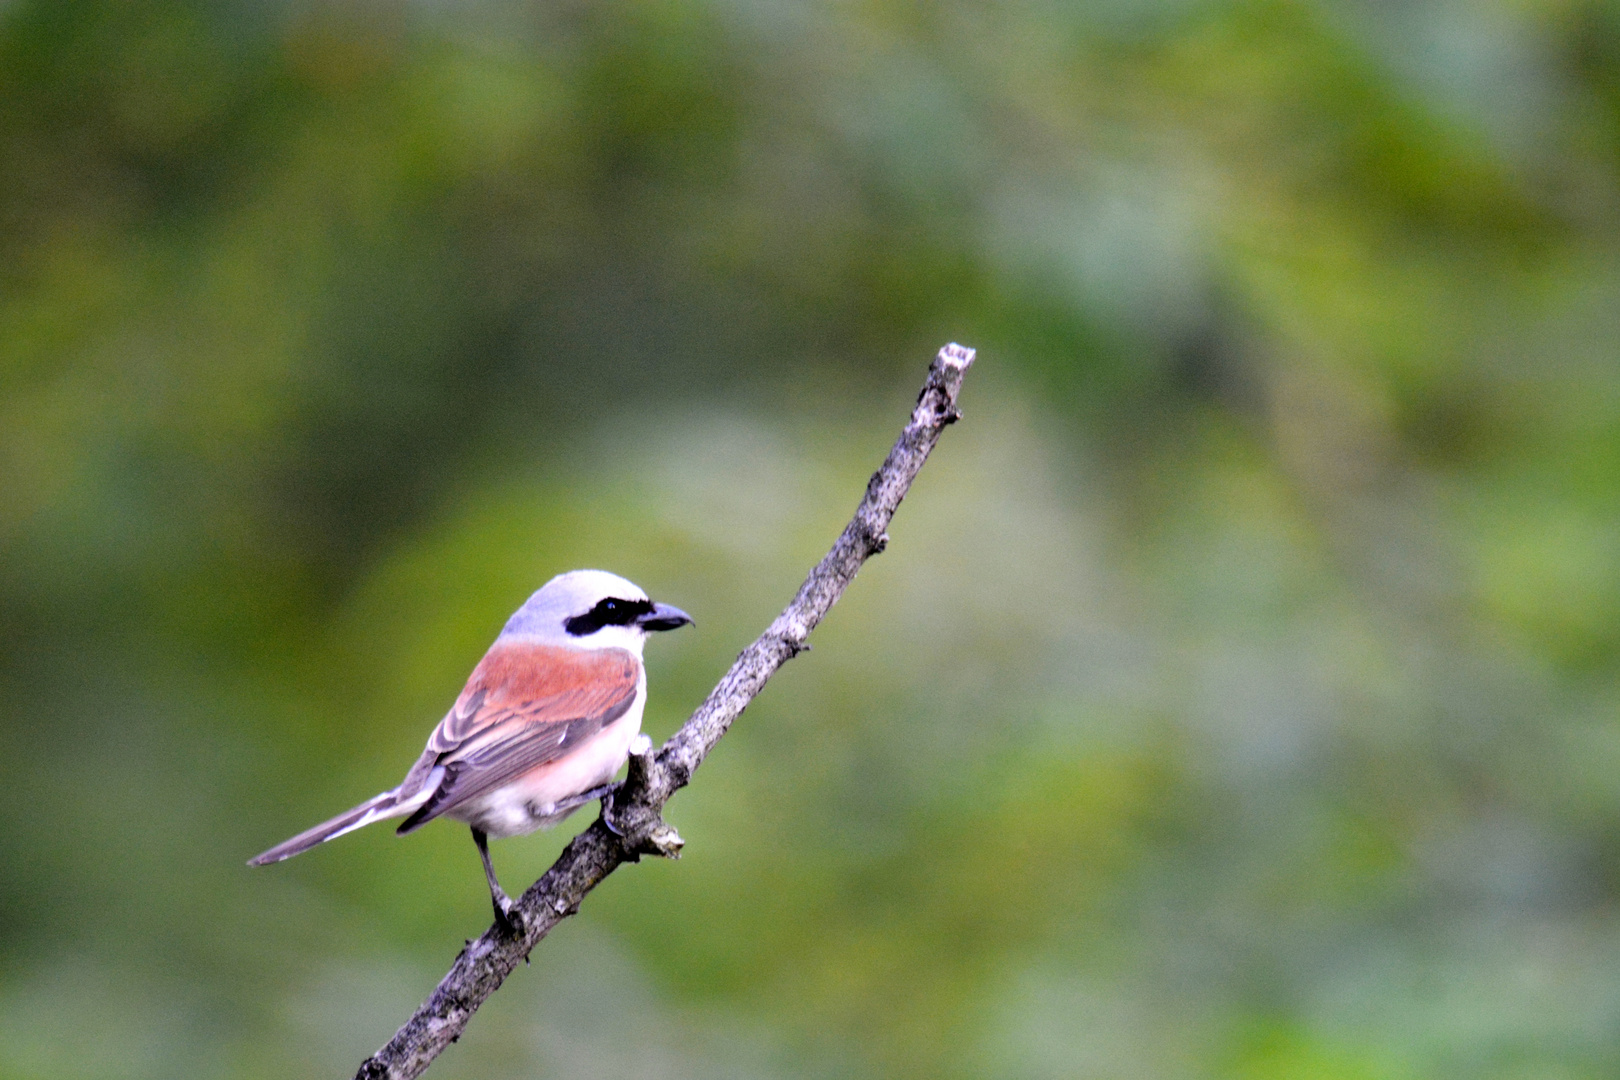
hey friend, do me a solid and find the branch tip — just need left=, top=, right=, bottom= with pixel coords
left=646, top=821, right=685, bottom=859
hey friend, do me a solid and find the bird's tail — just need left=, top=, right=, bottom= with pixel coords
left=248, top=788, right=408, bottom=866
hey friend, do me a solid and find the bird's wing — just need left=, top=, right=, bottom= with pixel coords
left=396, top=642, right=640, bottom=833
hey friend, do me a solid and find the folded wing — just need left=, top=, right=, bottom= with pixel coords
left=396, top=643, right=640, bottom=834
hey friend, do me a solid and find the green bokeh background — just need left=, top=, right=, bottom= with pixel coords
left=6, top=0, right=1620, bottom=1076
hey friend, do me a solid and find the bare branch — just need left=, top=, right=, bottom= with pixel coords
left=355, top=343, right=976, bottom=1080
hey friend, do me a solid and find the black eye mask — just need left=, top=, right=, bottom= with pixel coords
left=565, top=596, right=656, bottom=637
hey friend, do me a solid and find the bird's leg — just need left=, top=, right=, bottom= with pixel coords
left=570, top=781, right=622, bottom=809
left=471, top=828, right=519, bottom=933
left=542, top=781, right=623, bottom=821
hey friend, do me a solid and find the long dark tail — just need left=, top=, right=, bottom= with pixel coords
left=248, top=789, right=405, bottom=866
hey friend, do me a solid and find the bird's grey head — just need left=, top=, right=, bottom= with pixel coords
left=499, top=569, right=693, bottom=653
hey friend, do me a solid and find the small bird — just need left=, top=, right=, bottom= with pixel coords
left=249, top=569, right=692, bottom=927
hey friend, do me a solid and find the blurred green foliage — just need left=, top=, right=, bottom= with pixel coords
left=5, top=0, right=1620, bottom=1076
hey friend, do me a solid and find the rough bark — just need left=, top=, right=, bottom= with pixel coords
left=355, top=343, right=976, bottom=1080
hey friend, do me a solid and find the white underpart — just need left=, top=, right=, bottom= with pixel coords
left=447, top=666, right=648, bottom=838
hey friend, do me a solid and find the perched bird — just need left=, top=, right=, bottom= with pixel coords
left=249, top=570, right=692, bottom=927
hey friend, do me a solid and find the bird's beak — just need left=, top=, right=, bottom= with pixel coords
left=637, top=602, right=694, bottom=632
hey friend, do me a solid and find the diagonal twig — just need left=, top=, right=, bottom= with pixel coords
left=355, top=343, right=976, bottom=1080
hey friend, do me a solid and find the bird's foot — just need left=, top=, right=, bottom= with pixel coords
left=592, top=782, right=628, bottom=836
left=491, top=890, right=522, bottom=935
